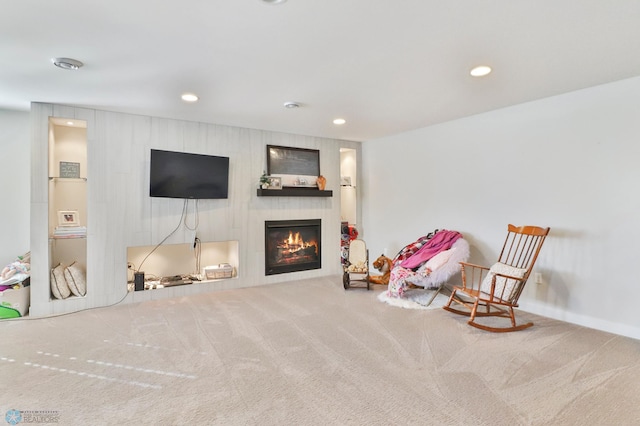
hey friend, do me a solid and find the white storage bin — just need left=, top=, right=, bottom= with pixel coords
left=204, top=264, right=234, bottom=280
left=0, top=278, right=30, bottom=318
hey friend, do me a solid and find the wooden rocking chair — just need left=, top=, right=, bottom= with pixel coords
left=443, top=224, right=550, bottom=332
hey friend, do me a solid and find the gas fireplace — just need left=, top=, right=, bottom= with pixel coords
left=265, top=219, right=321, bottom=275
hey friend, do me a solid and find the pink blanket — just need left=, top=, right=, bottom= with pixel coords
left=399, top=230, right=462, bottom=269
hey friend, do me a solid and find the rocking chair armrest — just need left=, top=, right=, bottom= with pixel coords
left=492, top=272, right=527, bottom=282
left=482, top=271, right=528, bottom=304
left=460, top=262, right=489, bottom=269
left=458, top=261, right=490, bottom=271
left=458, top=262, right=490, bottom=291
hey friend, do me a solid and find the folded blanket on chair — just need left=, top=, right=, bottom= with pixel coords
left=399, top=230, right=462, bottom=270
left=391, top=229, right=438, bottom=267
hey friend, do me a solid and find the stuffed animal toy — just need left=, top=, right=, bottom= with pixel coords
left=369, top=254, right=392, bottom=285
left=1, top=260, right=30, bottom=281
left=1, top=251, right=30, bottom=282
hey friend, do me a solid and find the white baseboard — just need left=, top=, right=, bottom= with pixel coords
left=521, top=300, right=640, bottom=341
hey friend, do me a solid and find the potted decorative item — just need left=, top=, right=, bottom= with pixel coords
left=317, top=175, right=326, bottom=191
left=260, top=171, right=270, bottom=189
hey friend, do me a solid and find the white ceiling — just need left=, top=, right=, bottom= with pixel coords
left=2, top=1, right=640, bottom=142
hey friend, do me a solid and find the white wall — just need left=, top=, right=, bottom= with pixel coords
left=362, top=76, right=640, bottom=340
left=0, top=109, right=30, bottom=266
left=30, top=104, right=360, bottom=316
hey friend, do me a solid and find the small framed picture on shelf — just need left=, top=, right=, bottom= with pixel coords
left=59, top=161, right=80, bottom=179
left=58, top=210, right=79, bottom=227
left=268, top=176, right=282, bottom=190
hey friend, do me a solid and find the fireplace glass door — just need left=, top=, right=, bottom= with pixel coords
left=265, top=219, right=321, bottom=275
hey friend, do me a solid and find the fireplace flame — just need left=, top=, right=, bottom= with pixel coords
left=278, top=231, right=316, bottom=254
left=287, top=231, right=300, bottom=246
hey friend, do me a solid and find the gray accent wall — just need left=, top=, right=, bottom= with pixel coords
left=29, top=103, right=360, bottom=316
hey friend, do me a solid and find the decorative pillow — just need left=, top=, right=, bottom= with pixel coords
left=50, top=264, right=71, bottom=299
left=64, top=262, right=87, bottom=297
left=480, top=262, right=527, bottom=301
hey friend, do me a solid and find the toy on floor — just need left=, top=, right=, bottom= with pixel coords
left=369, top=254, right=392, bottom=285
left=1, top=252, right=30, bottom=282
left=0, top=251, right=31, bottom=318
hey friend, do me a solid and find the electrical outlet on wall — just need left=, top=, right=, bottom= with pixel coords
left=534, top=272, right=543, bottom=284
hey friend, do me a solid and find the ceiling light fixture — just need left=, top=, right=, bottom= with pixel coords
left=51, top=57, right=83, bottom=70
left=283, top=101, right=300, bottom=109
left=333, top=118, right=346, bottom=125
left=262, top=0, right=287, bottom=4
left=470, top=65, right=492, bottom=77
left=181, top=93, right=199, bottom=102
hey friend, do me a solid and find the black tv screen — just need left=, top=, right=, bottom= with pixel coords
left=150, top=149, right=229, bottom=199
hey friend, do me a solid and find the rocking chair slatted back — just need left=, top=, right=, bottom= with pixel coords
left=443, top=224, right=550, bottom=332
left=498, top=225, right=549, bottom=304
left=500, top=224, right=549, bottom=272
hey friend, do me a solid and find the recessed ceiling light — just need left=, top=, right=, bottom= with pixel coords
left=181, top=93, right=199, bottom=102
left=66, top=121, right=74, bottom=126
left=262, top=0, right=287, bottom=4
left=470, top=65, right=492, bottom=77
left=283, top=101, right=300, bottom=109
left=51, top=57, right=83, bottom=70
left=333, top=118, right=346, bottom=125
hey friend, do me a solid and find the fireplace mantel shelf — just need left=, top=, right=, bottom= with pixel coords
left=257, top=188, right=333, bottom=197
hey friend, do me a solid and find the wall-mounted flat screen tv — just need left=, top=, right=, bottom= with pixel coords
left=150, top=149, right=229, bottom=199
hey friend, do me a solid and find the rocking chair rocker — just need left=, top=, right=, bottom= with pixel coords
left=443, top=224, right=550, bottom=332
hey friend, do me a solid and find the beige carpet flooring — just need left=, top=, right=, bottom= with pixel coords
left=1, top=276, right=639, bottom=425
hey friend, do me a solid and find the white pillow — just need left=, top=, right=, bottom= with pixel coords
left=424, top=248, right=455, bottom=272
left=64, top=262, right=87, bottom=297
left=480, top=262, right=527, bottom=302
left=51, top=264, right=71, bottom=299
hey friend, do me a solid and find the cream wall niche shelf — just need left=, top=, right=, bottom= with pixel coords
left=49, top=177, right=87, bottom=182
left=126, top=240, right=239, bottom=291
left=257, top=188, right=333, bottom=197
left=50, top=236, right=87, bottom=240
left=48, top=119, right=88, bottom=301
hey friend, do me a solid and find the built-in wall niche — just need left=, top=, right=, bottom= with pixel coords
left=126, top=240, right=239, bottom=290
left=48, top=118, right=88, bottom=300
left=340, top=148, right=357, bottom=225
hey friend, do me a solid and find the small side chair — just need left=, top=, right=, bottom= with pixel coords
left=343, top=239, right=370, bottom=290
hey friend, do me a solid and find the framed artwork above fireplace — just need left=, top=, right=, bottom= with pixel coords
left=267, top=145, right=320, bottom=188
